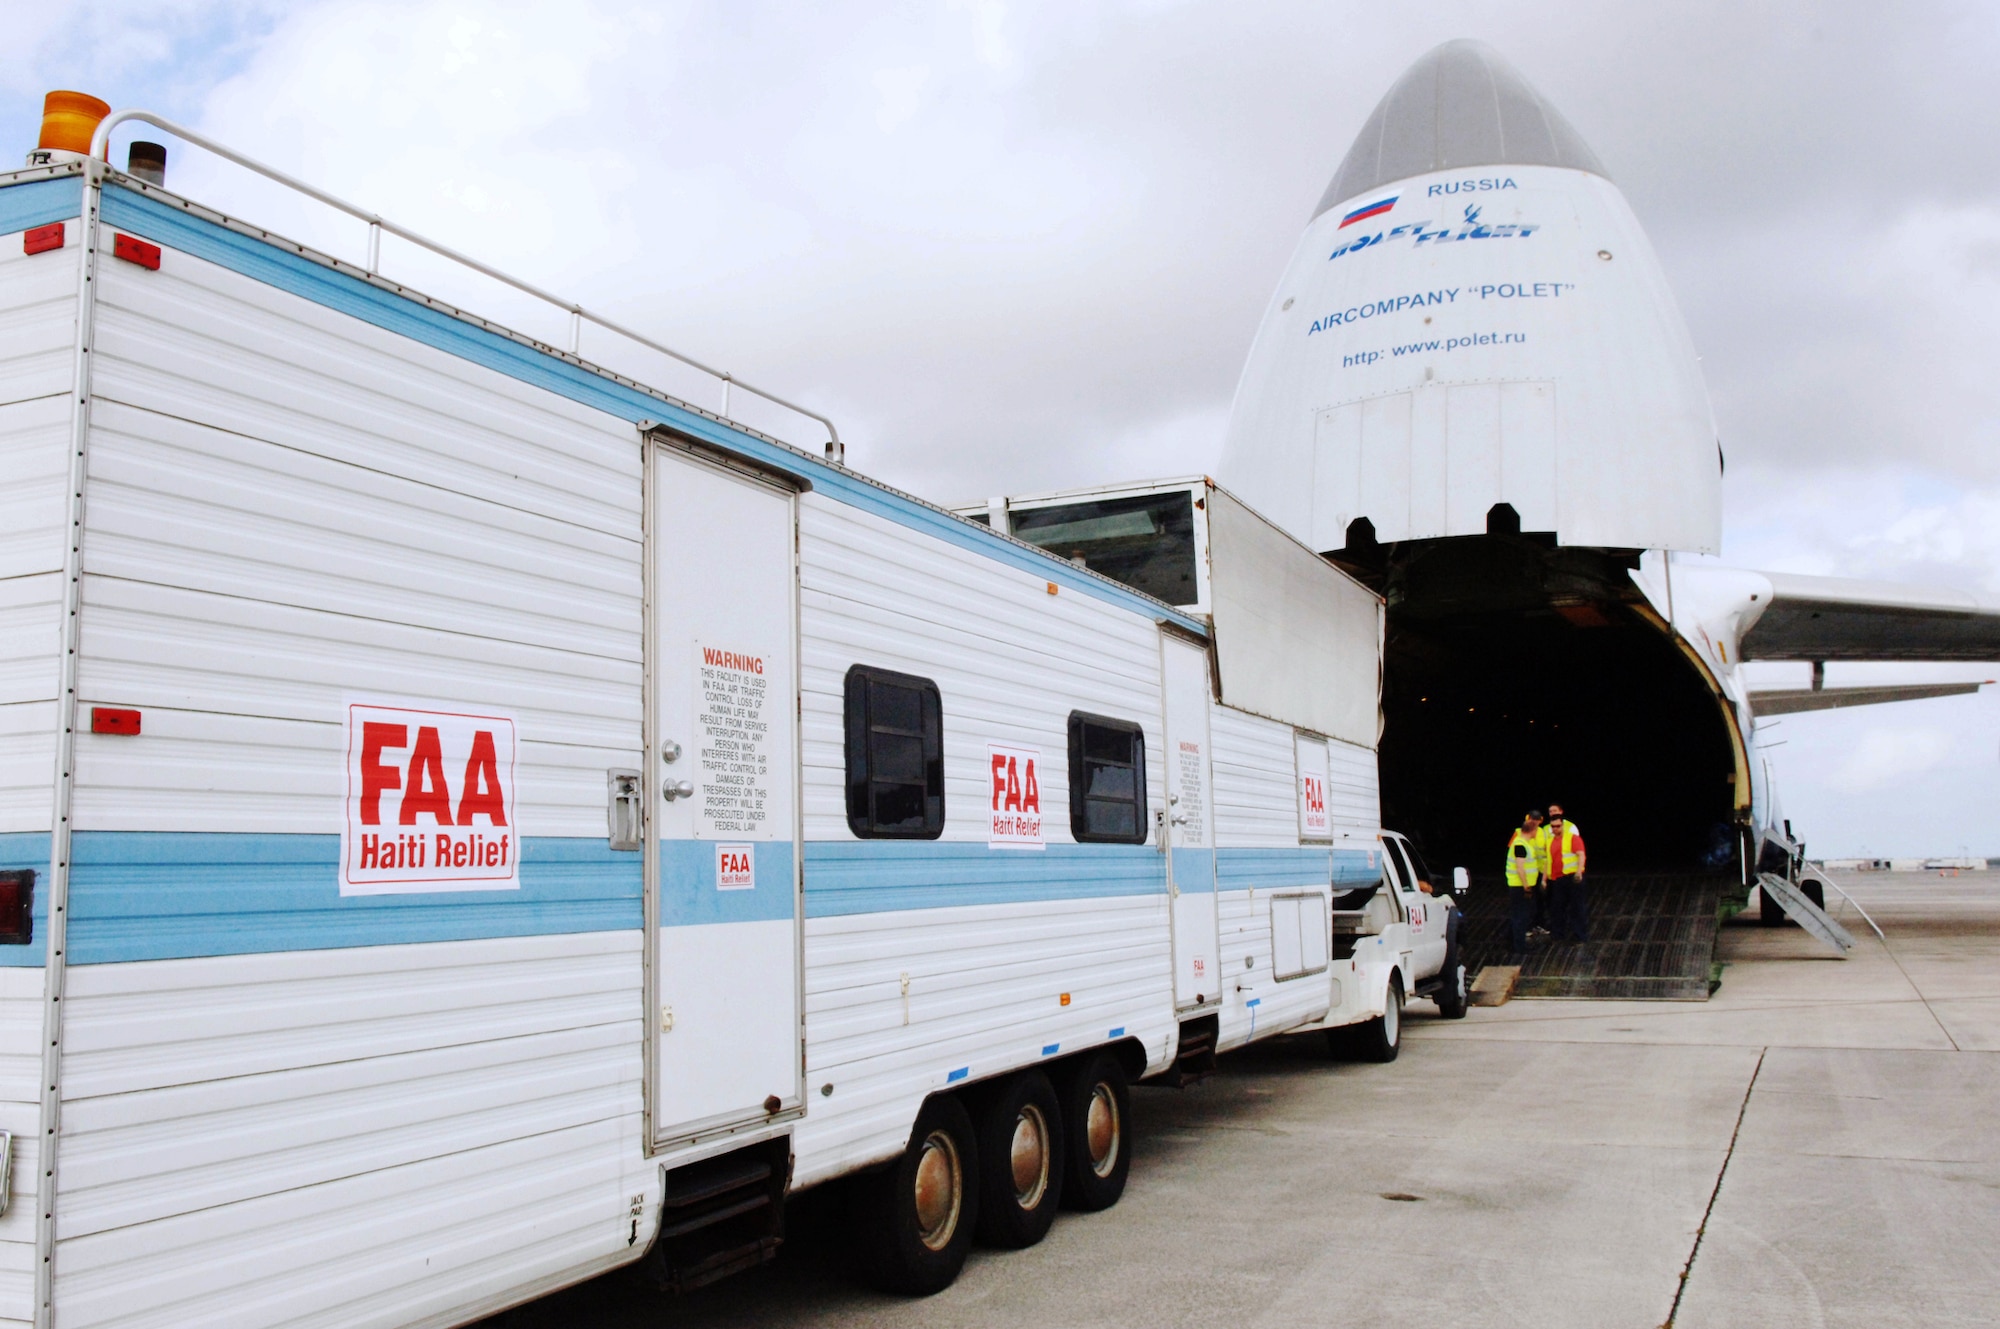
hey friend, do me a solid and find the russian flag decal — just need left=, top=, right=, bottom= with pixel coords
left=1339, top=196, right=1397, bottom=228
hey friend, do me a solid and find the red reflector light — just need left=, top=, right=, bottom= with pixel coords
left=0, top=871, right=32, bottom=946
left=91, top=707, right=141, bottom=735
left=24, top=222, right=64, bottom=255
left=112, top=233, right=161, bottom=270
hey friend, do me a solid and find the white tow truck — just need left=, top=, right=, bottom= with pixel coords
left=1320, top=830, right=1470, bottom=1059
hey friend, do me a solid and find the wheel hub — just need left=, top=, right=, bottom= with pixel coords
left=1085, top=1083, right=1121, bottom=1177
left=1010, top=1104, right=1050, bottom=1208
left=912, top=1130, right=962, bottom=1250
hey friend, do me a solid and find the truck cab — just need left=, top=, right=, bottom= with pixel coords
left=1318, top=831, right=1469, bottom=1060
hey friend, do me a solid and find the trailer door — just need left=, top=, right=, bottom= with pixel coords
left=648, top=442, right=804, bottom=1147
left=1161, top=630, right=1219, bottom=1009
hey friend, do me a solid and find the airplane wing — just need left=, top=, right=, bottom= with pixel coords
left=1747, top=681, right=1991, bottom=716
left=1739, top=572, right=2000, bottom=661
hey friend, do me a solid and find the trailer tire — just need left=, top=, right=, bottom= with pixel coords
left=972, top=1070, right=1065, bottom=1248
left=1349, top=974, right=1403, bottom=1062
left=853, top=1095, right=981, bottom=1296
left=1057, top=1051, right=1132, bottom=1212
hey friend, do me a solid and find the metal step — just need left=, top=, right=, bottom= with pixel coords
left=638, top=1137, right=791, bottom=1294
left=1158, top=1016, right=1218, bottom=1087
left=1757, top=873, right=1856, bottom=955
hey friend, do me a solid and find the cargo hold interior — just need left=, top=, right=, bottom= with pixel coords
left=1337, top=529, right=1743, bottom=877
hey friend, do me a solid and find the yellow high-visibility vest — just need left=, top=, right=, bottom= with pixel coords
left=1505, top=829, right=1540, bottom=887
left=1548, top=820, right=1586, bottom=876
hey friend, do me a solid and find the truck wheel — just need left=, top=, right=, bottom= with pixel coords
left=973, top=1070, right=1065, bottom=1248
left=1057, top=1050, right=1132, bottom=1212
left=854, top=1095, right=981, bottom=1295
left=1351, top=975, right=1403, bottom=1062
left=1434, top=954, right=1469, bottom=1020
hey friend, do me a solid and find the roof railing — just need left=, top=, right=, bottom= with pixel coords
left=88, top=109, right=843, bottom=460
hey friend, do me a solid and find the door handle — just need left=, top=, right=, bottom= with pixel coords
left=606, top=769, right=643, bottom=850
left=663, top=779, right=694, bottom=802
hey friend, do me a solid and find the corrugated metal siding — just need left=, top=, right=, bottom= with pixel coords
left=1209, top=706, right=1344, bottom=1048
left=793, top=895, right=1172, bottom=1186
left=0, top=969, right=42, bottom=1327
left=0, top=199, right=76, bottom=1329
left=0, top=221, right=75, bottom=835
left=77, top=244, right=643, bottom=837
left=48, top=228, right=652, bottom=1321
left=790, top=498, right=1176, bottom=1182
left=799, top=494, right=1167, bottom=843
left=1327, top=735, right=1381, bottom=837
left=1211, top=704, right=1300, bottom=848
left=54, top=935, right=648, bottom=1328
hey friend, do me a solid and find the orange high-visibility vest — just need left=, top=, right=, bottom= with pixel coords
left=1548, top=820, right=1586, bottom=876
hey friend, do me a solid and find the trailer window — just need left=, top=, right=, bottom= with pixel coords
left=1067, top=713, right=1148, bottom=844
left=1009, top=491, right=1198, bottom=607
left=844, top=666, right=945, bottom=838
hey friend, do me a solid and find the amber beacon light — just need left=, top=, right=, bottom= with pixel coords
left=37, top=90, right=111, bottom=155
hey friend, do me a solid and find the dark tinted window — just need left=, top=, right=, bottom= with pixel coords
left=1067, top=712, right=1147, bottom=844
left=1009, top=491, right=1198, bottom=606
left=1385, top=838, right=1417, bottom=893
left=845, top=667, right=944, bottom=838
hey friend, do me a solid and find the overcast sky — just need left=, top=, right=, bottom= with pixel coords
left=11, top=0, right=1998, bottom=855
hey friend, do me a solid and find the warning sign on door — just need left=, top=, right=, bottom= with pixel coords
left=988, top=743, right=1044, bottom=850
left=695, top=643, right=775, bottom=839
left=341, top=700, right=519, bottom=895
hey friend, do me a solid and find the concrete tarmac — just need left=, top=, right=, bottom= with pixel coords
left=492, top=870, right=2000, bottom=1329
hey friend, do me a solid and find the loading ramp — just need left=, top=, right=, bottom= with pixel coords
left=1457, top=873, right=1728, bottom=1000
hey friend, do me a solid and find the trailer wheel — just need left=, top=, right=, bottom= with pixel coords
left=1057, top=1050, right=1132, bottom=1212
left=1349, top=974, right=1403, bottom=1062
left=973, top=1070, right=1065, bottom=1248
left=854, top=1094, right=981, bottom=1295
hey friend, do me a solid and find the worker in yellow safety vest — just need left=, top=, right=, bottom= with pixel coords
left=1505, top=809, right=1544, bottom=958
left=1544, top=803, right=1588, bottom=943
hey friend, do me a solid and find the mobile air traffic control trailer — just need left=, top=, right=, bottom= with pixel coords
left=0, top=105, right=1434, bottom=1326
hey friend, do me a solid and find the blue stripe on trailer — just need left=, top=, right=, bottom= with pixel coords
left=1170, top=846, right=1215, bottom=892
left=0, top=831, right=53, bottom=966
left=947, top=1067, right=969, bottom=1083
left=1042, top=1043, right=1060, bottom=1056
left=1333, top=847, right=1380, bottom=884
left=1214, top=844, right=1332, bottom=890
left=0, top=176, right=82, bottom=237
left=94, top=184, right=1206, bottom=638
left=802, top=840, right=1167, bottom=917
left=659, top=839, right=797, bottom=926
left=61, top=831, right=641, bottom=965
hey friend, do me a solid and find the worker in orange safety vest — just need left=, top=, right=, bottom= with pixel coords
left=1544, top=803, right=1587, bottom=942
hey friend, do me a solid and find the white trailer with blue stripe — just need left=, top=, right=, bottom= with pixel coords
left=0, top=101, right=1434, bottom=1326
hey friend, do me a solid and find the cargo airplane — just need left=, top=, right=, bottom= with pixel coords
left=981, top=40, right=2000, bottom=894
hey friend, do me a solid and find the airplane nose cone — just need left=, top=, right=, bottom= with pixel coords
left=1316, top=38, right=1609, bottom=219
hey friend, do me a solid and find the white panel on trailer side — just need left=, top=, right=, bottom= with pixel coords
left=0, top=184, right=89, bottom=1329
left=789, top=494, right=1176, bottom=1187
left=45, top=182, right=654, bottom=1326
